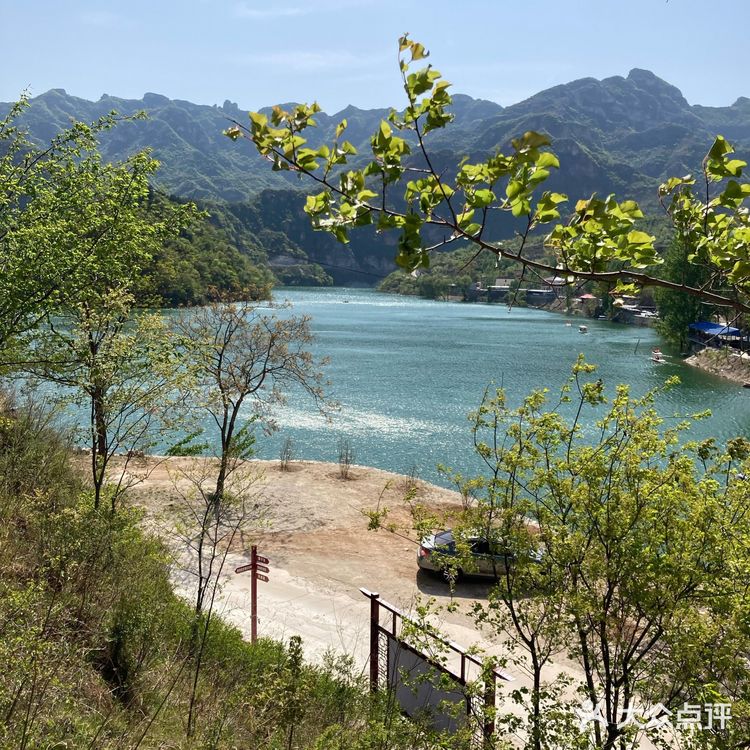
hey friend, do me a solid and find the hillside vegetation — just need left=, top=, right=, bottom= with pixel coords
left=9, top=75, right=749, bottom=209
left=144, top=194, right=275, bottom=305
left=0, top=399, right=470, bottom=750
left=4, top=71, right=748, bottom=286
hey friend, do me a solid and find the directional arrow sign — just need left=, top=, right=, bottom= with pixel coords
left=256, top=564, right=269, bottom=574
left=235, top=563, right=254, bottom=574
left=255, top=573, right=269, bottom=583
left=257, top=555, right=270, bottom=565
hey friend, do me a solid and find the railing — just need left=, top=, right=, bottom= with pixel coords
left=360, top=588, right=513, bottom=744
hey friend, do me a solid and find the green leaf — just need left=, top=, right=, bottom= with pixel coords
left=725, top=159, right=746, bottom=177
left=529, top=168, right=550, bottom=184
left=722, top=180, right=750, bottom=202
left=627, top=230, right=655, bottom=247
left=332, top=225, right=349, bottom=243
left=506, top=180, right=523, bottom=200
left=730, top=260, right=750, bottom=282
left=707, top=135, right=732, bottom=160
left=535, top=191, right=568, bottom=223
left=536, top=152, right=560, bottom=169
left=249, top=111, right=268, bottom=128
left=457, top=209, right=475, bottom=228
left=411, top=42, right=428, bottom=61
left=513, top=131, right=552, bottom=151
left=406, top=67, right=441, bottom=97
left=470, top=189, right=496, bottom=208
left=618, top=200, right=643, bottom=218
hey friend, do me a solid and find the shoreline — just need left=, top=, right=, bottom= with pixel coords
left=120, top=455, right=468, bottom=662
left=684, top=347, right=750, bottom=386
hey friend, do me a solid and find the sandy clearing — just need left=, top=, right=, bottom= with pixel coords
left=119, top=455, right=664, bottom=749
left=124, top=455, right=509, bottom=659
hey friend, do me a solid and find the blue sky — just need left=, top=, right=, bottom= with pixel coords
left=1, top=0, right=748, bottom=113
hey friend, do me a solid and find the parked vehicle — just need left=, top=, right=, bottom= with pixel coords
left=417, top=529, right=543, bottom=581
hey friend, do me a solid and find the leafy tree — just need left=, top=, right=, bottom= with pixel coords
left=409, top=360, right=750, bottom=749
left=175, top=301, right=330, bottom=503
left=19, top=293, right=187, bottom=511
left=171, top=301, right=330, bottom=737
left=415, top=273, right=449, bottom=300
left=0, top=98, right=158, bottom=355
left=655, top=239, right=717, bottom=351
left=7, top=132, right=197, bottom=509
left=226, top=35, right=750, bottom=316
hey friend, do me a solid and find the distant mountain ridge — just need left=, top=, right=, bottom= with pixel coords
left=5, top=71, right=748, bottom=204
left=3, top=72, right=748, bottom=284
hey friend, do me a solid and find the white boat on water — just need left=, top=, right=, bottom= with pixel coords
left=579, top=325, right=588, bottom=333
left=651, top=347, right=666, bottom=363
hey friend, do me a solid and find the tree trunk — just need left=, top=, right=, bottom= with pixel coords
left=530, top=648, right=542, bottom=750
left=91, top=385, right=107, bottom=509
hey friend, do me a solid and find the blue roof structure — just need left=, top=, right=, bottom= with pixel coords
left=689, top=321, right=741, bottom=336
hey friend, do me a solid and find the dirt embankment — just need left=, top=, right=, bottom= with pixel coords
left=119, top=456, right=476, bottom=658
left=684, top=347, right=750, bottom=385
left=108, top=456, right=662, bottom=748
left=119, top=455, right=595, bottom=685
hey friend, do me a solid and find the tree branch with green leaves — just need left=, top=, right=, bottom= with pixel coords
left=226, top=35, right=750, bottom=314
left=428, top=358, right=750, bottom=748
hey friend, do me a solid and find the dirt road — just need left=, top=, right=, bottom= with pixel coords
left=128, top=456, right=487, bottom=661
left=123, top=456, right=665, bottom=749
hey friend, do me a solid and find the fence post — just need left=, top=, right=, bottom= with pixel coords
left=369, top=591, right=380, bottom=693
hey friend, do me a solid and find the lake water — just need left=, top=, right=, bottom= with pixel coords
left=247, top=287, right=750, bottom=486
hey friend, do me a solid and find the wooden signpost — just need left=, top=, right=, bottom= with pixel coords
left=235, top=545, right=269, bottom=642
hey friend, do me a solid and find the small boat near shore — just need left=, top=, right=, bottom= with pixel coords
left=651, top=347, right=667, bottom=363
left=579, top=325, right=588, bottom=334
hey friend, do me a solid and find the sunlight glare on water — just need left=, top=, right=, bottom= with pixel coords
left=247, top=287, right=749, bottom=486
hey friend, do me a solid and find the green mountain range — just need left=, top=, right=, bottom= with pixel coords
left=4, top=70, right=748, bottom=287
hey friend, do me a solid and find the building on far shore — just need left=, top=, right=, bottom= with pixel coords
left=488, top=278, right=512, bottom=302
left=525, top=288, right=557, bottom=305
left=688, top=321, right=747, bottom=352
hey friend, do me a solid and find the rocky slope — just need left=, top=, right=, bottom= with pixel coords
left=4, top=71, right=747, bottom=284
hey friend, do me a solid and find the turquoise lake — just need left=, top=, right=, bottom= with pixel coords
left=247, top=287, right=750, bottom=486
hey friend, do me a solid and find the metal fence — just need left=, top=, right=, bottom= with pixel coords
left=361, top=588, right=513, bottom=745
